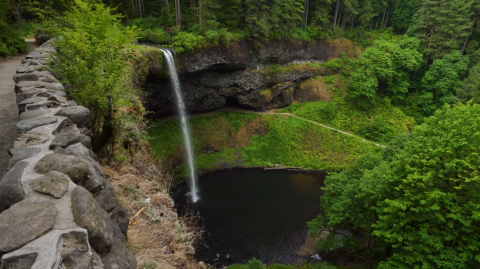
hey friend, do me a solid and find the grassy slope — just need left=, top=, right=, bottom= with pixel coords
left=149, top=111, right=380, bottom=178
left=282, top=75, right=415, bottom=143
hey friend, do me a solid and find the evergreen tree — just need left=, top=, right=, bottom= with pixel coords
left=457, top=62, right=480, bottom=103
left=391, top=0, right=413, bottom=33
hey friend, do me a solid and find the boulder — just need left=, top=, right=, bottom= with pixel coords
left=13, top=133, right=50, bottom=148
left=110, top=204, right=129, bottom=237
left=94, top=179, right=117, bottom=213
left=71, top=186, right=114, bottom=254
left=0, top=202, right=57, bottom=254
left=17, top=117, right=57, bottom=133
left=68, top=100, right=78, bottom=106
left=30, top=171, right=70, bottom=198
left=7, top=147, right=40, bottom=169
left=62, top=143, right=105, bottom=192
left=0, top=161, right=28, bottom=213
left=55, top=106, right=91, bottom=127
left=49, top=132, right=91, bottom=150
left=19, top=108, right=51, bottom=120
left=15, top=81, right=49, bottom=90
left=16, top=64, right=30, bottom=73
left=25, top=101, right=61, bottom=111
left=100, top=238, right=137, bottom=269
left=16, top=87, right=48, bottom=102
left=34, top=154, right=90, bottom=182
left=18, top=96, right=45, bottom=112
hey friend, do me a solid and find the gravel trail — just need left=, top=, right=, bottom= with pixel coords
left=0, top=41, right=36, bottom=177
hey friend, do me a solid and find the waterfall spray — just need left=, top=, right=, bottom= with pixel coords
left=160, top=49, right=199, bottom=202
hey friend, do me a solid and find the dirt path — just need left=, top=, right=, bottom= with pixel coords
left=0, top=41, right=36, bottom=178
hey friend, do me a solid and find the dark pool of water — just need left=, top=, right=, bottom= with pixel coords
left=174, top=168, right=326, bottom=266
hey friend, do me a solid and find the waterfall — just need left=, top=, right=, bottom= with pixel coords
left=160, top=49, right=199, bottom=202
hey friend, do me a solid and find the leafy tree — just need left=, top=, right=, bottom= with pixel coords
left=349, top=36, right=423, bottom=108
left=391, top=0, right=413, bottom=33
left=457, top=62, right=480, bottom=103
left=374, top=103, right=480, bottom=268
left=311, top=103, right=480, bottom=268
left=49, top=0, right=138, bottom=148
left=419, top=51, right=468, bottom=114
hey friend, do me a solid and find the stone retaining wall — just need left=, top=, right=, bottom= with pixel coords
left=0, top=41, right=136, bottom=269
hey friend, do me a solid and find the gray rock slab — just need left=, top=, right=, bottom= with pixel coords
left=0, top=161, right=28, bottom=213
left=17, top=64, right=30, bottom=73
left=0, top=202, right=57, bottom=254
left=34, top=154, right=90, bottom=182
left=17, top=88, right=48, bottom=102
left=68, top=100, right=77, bottom=106
left=25, top=101, right=60, bottom=111
left=15, top=81, right=49, bottom=90
left=30, top=171, right=70, bottom=198
left=17, top=117, right=57, bottom=133
left=18, top=96, right=47, bottom=112
left=14, top=133, right=50, bottom=148
left=13, top=73, right=39, bottom=83
left=1, top=228, right=92, bottom=269
left=55, top=106, right=90, bottom=127
left=45, top=83, right=64, bottom=91
left=71, top=186, right=114, bottom=254
left=7, top=147, right=40, bottom=169
left=52, top=118, right=77, bottom=135
left=19, top=108, right=51, bottom=120
left=60, top=231, right=105, bottom=269
left=49, top=132, right=91, bottom=150
left=0, top=253, right=37, bottom=269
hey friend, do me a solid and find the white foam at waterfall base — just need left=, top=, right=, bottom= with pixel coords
left=160, top=49, right=199, bottom=202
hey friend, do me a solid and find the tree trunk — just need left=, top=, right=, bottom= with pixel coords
left=132, top=0, right=136, bottom=18
left=199, top=0, right=202, bottom=30
left=13, top=0, right=23, bottom=25
left=381, top=6, right=387, bottom=29
left=349, top=15, right=354, bottom=36
left=337, top=7, right=342, bottom=29
left=165, top=0, right=171, bottom=16
left=333, top=0, right=341, bottom=30
left=175, top=0, right=181, bottom=27
left=375, top=15, right=379, bottom=30
left=383, top=6, right=389, bottom=28
left=462, top=11, right=477, bottom=55
left=303, top=0, right=310, bottom=30
left=341, top=12, right=347, bottom=31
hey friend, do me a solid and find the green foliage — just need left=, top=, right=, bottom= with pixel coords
left=139, top=28, right=171, bottom=44
left=312, top=103, right=480, bottom=268
left=391, top=0, right=413, bottom=33
left=457, top=62, right=480, bottom=103
left=170, top=31, right=205, bottom=53
left=49, top=0, right=138, bottom=141
left=349, top=36, right=423, bottom=107
left=419, top=51, right=468, bottom=115
left=358, top=117, right=396, bottom=142
left=149, top=111, right=379, bottom=179
left=0, top=22, right=27, bottom=57
left=141, top=261, right=159, bottom=269
left=227, top=259, right=337, bottom=269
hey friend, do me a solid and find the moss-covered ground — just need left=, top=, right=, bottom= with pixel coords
left=148, top=111, right=380, bottom=179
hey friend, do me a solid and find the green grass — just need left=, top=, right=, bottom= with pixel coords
left=282, top=75, right=415, bottom=143
left=148, top=111, right=380, bottom=179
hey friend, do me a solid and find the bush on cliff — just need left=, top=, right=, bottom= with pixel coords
left=49, top=0, right=138, bottom=149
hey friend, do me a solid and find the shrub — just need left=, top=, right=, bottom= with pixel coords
left=49, top=0, right=138, bottom=149
left=139, top=28, right=170, bottom=44
left=0, top=22, right=28, bottom=57
left=359, top=117, right=396, bottom=142
left=171, top=31, right=205, bottom=53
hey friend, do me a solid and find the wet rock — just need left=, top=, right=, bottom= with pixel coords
left=53, top=118, right=77, bottom=135
left=13, top=73, right=39, bottom=83
left=0, top=253, right=37, bottom=269
left=100, top=238, right=136, bottom=269
left=0, top=161, right=28, bottom=213
left=14, top=133, right=50, bottom=148
left=55, top=106, right=91, bottom=127
left=7, top=147, right=40, bottom=169
left=17, top=117, right=57, bottom=133
left=0, top=202, right=57, bottom=254
left=19, top=108, right=51, bottom=120
left=60, top=231, right=105, bottom=269
left=49, top=132, right=91, bottom=150
left=71, top=186, right=114, bottom=254
left=30, top=171, right=70, bottom=198
left=35, top=154, right=90, bottom=182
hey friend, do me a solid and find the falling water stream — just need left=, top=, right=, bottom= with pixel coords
left=161, top=49, right=199, bottom=202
